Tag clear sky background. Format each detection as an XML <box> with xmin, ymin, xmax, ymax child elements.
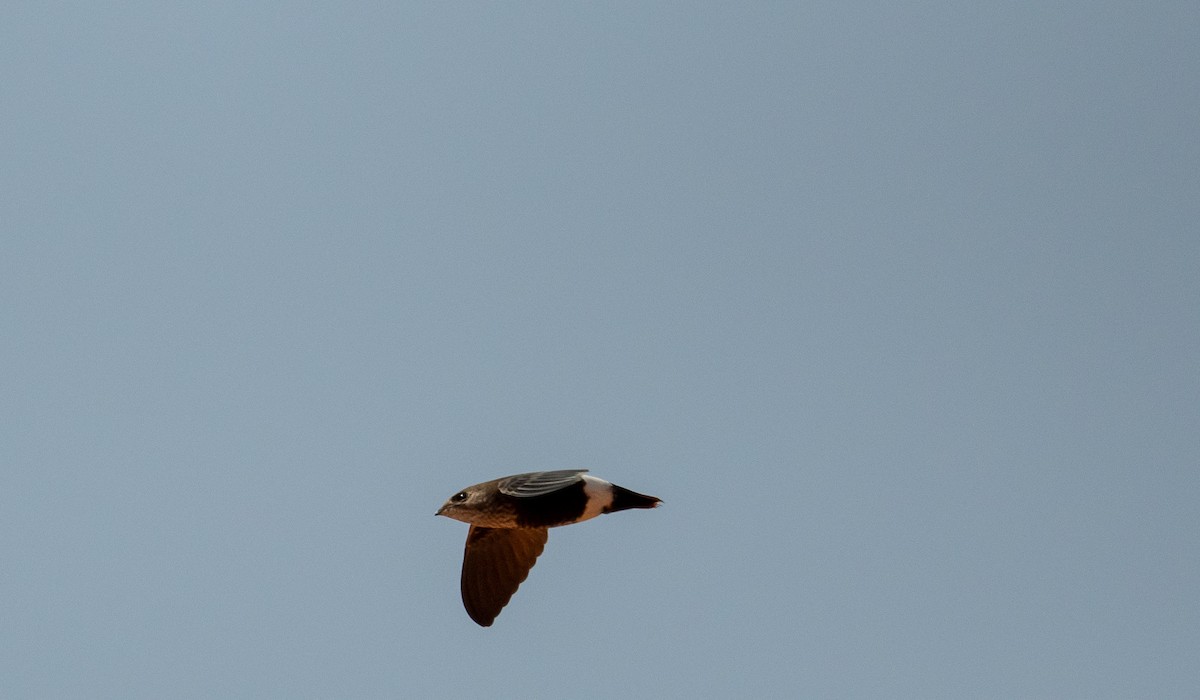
<box><xmin>2</xmin><ymin>3</ymin><xmax>1197</xmax><ymax>698</ymax></box>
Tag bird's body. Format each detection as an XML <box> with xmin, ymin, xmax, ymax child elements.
<box><xmin>436</xmin><ymin>469</ymin><xmax>661</xmax><ymax>626</ymax></box>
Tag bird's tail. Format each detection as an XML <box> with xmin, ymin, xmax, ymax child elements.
<box><xmin>610</xmin><ymin>485</ymin><xmax>662</xmax><ymax>512</ymax></box>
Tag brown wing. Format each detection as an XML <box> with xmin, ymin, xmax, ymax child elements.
<box><xmin>460</xmin><ymin>525</ymin><xmax>549</xmax><ymax>626</ymax></box>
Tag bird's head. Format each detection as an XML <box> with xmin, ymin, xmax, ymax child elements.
<box><xmin>436</xmin><ymin>486</ymin><xmax>484</xmax><ymax>523</ymax></box>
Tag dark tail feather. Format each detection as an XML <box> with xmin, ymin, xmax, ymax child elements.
<box><xmin>610</xmin><ymin>484</ymin><xmax>662</xmax><ymax>512</ymax></box>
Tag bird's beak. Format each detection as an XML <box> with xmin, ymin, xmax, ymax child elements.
<box><xmin>435</xmin><ymin>503</ymin><xmax>447</xmax><ymax>517</ymax></box>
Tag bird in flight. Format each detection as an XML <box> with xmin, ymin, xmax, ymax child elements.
<box><xmin>436</xmin><ymin>469</ymin><xmax>661</xmax><ymax>626</ymax></box>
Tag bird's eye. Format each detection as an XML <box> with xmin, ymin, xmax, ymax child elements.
<box><xmin>452</xmin><ymin>492</ymin><xmax>468</xmax><ymax>502</ymax></box>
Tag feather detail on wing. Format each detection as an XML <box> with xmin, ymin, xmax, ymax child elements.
<box><xmin>497</xmin><ymin>470</ymin><xmax>588</xmax><ymax>498</ymax></box>
<box><xmin>460</xmin><ymin>526</ymin><xmax>549</xmax><ymax>626</ymax></box>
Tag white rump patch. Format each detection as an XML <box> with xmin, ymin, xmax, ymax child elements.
<box><xmin>579</xmin><ymin>475</ymin><xmax>615</xmax><ymax>522</ymax></box>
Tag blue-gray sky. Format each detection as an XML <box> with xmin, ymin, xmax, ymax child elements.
<box><xmin>3</xmin><ymin>3</ymin><xmax>1197</xmax><ymax>698</ymax></box>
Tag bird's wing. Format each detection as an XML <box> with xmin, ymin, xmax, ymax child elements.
<box><xmin>460</xmin><ymin>525</ymin><xmax>549</xmax><ymax>627</ymax></box>
<box><xmin>497</xmin><ymin>469</ymin><xmax>587</xmax><ymax>498</ymax></box>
